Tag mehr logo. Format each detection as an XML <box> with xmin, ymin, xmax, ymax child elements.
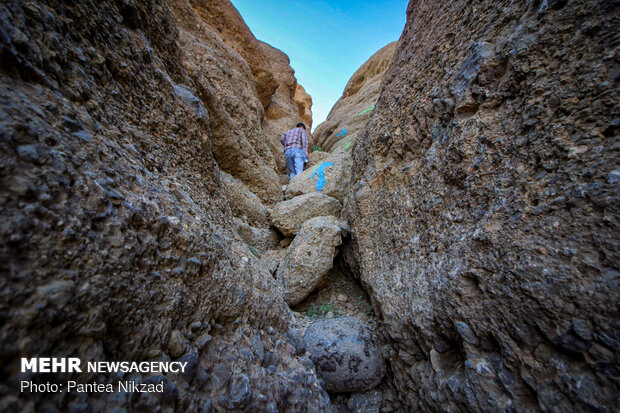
<box><xmin>21</xmin><ymin>358</ymin><xmax>82</xmax><ymax>373</ymax></box>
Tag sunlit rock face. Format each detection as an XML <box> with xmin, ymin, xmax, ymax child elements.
<box><xmin>295</xmin><ymin>84</ymin><xmax>313</xmax><ymax>132</ymax></box>
<box><xmin>313</xmin><ymin>42</ymin><xmax>397</xmax><ymax>153</ymax></box>
<box><xmin>172</xmin><ymin>0</ymin><xmax>311</xmax><ymax>203</ymax></box>
<box><xmin>0</xmin><ymin>0</ymin><xmax>328</xmax><ymax>411</ymax></box>
<box><xmin>344</xmin><ymin>0</ymin><xmax>619</xmax><ymax>411</ymax></box>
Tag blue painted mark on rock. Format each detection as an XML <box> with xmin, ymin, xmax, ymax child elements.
<box><xmin>336</xmin><ymin>129</ymin><xmax>347</xmax><ymax>137</ymax></box>
<box><xmin>311</xmin><ymin>162</ymin><xmax>334</xmax><ymax>192</ymax></box>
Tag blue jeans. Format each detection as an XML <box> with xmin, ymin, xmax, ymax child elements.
<box><xmin>285</xmin><ymin>148</ymin><xmax>306</xmax><ymax>179</ymax></box>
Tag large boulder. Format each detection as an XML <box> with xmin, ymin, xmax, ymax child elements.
<box><xmin>285</xmin><ymin>151</ymin><xmax>353</xmax><ymax>202</ymax></box>
<box><xmin>271</xmin><ymin>193</ymin><xmax>342</xmax><ymax>236</ymax></box>
<box><xmin>277</xmin><ymin>216</ymin><xmax>342</xmax><ymax>305</ymax></box>
<box><xmin>304</xmin><ymin>317</ymin><xmax>385</xmax><ymax>393</ymax></box>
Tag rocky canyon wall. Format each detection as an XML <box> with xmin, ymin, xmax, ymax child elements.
<box><xmin>345</xmin><ymin>0</ymin><xmax>619</xmax><ymax>411</ymax></box>
<box><xmin>0</xmin><ymin>0</ymin><xmax>326</xmax><ymax>412</ymax></box>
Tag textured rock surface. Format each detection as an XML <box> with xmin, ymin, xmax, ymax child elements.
<box><xmin>271</xmin><ymin>192</ymin><xmax>342</xmax><ymax>236</ymax></box>
<box><xmin>220</xmin><ymin>171</ymin><xmax>271</xmax><ymax>228</ymax></box>
<box><xmin>307</xmin><ymin>150</ymin><xmax>330</xmax><ymax>167</ymax></box>
<box><xmin>295</xmin><ymin>83</ymin><xmax>313</xmax><ymax>132</ymax></box>
<box><xmin>347</xmin><ymin>390</ymin><xmax>383</xmax><ymax>413</ymax></box>
<box><xmin>277</xmin><ymin>216</ymin><xmax>342</xmax><ymax>305</ymax></box>
<box><xmin>304</xmin><ymin>317</ymin><xmax>385</xmax><ymax>393</ymax></box>
<box><xmin>344</xmin><ymin>0</ymin><xmax>620</xmax><ymax>411</ymax></box>
<box><xmin>286</xmin><ymin>150</ymin><xmax>353</xmax><ymax>202</ymax></box>
<box><xmin>171</xmin><ymin>0</ymin><xmax>281</xmax><ymax>203</ymax></box>
<box><xmin>0</xmin><ymin>0</ymin><xmax>328</xmax><ymax>411</ymax></box>
<box><xmin>313</xmin><ymin>42</ymin><xmax>396</xmax><ymax>152</ymax></box>
<box><xmin>187</xmin><ymin>0</ymin><xmax>277</xmax><ymax>109</ymax></box>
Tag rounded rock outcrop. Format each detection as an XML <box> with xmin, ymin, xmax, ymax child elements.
<box><xmin>304</xmin><ymin>317</ymin><xmax>385</xmax><ymax>393</ymax></box>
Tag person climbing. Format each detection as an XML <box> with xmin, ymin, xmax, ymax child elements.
<box><xmin>280</xmin><ymin>122</ymin><xmax>308</xmax><ymax>179</ymax></box>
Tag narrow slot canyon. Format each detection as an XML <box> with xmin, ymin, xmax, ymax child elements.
<box><xmin>0</xmin><ymin>0</ymin><xmax>618</xmax><ymax>412</ymax></box>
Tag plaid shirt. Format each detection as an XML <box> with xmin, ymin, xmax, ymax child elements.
<box><xmin>280</xmin><ymin>127</ymin><xmax>308</xmax><ymax>153</ymax></box>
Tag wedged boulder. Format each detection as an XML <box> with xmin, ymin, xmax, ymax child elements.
<box><xmin>285</xmin><ymin>151</ymin><xmax>352</xmax><ymax>202</ymax></box>
<box><xmin>234</xmin><ymin>219</ymin><xmax>280</xmax><ymax>255</ymax></box>
<box><xmin>304</xmin><ymin>317</ymin><xmax>385</xmax><ymax>393</ymax></box>
<box><xmin>220</xmin><ymin>172</ymin><xmax>271</xmax><ymax>228</ymax></box>
<box><xmin>271</xmin><ymin>193</ymin><xmax>342</xmax><ymax>236</ymax></box>
<box><xmin>276</xmin><ymin>216</ymin><xmax>342</xmax><ymax>305</ymax></box>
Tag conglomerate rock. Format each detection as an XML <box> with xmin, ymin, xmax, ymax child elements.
<box><xmin>187</xmin><ymin>0</ymin><xmax>277</xmax><ymax>109</ymax></box>
<box><xmin>219</xmin><ymin>171</ymin><xmax>271</xmax><ymax>228</ymax></box>
<box><xmin>313</xmin><ymin>42</ymin><xmax>397</xmax><ymax>153</ymax></box>
<box><xmin>233</xmin><ymin>218</ymin><xmax>280</xmax><ymax>255</ymax></box>
<box><xmin>0</xmin><ymin>0</ymin><xmax>328</xmax><ymax>411</ymax></box>
<box><xmin>344</xmin><ymin>0</ymin><xmax>620</xmax><ymax>411</ymax></box>
<box><xmin>169</xmin><ymin>0</ymin><xmax>283</xmax><ymax>204</ymax></box>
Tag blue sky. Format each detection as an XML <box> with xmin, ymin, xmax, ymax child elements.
<box><xmin>229</xmin><ymin>0</ymin><xmax>409</xmax><ymax>130</ymax></box>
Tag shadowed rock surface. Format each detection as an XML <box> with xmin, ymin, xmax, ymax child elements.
<box><xmin>343</xmin><ymin>0</ymin><xmax>620</xmax><ymax>411</ymax></box>
<box><xmin>0</xmin><ymin>0</ymin><xmax>618</xmax><ymax>411</ymax></box>
<box><xmin>0</xmin><ymin>0</ymin><xmax>328</xmax><ymax>411</ymax></box>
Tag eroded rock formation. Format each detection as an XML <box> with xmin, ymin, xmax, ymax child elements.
<box><xmin>344</xmin><ymin>0</ymin><xmax>620</xmax><ymax>411</ymax></box>
<box><xmin>1</xmin><ymin>0</ymin><xmax>618</xmax><ymax>411</ymax></box>
<box><xmin>0</xmin><ymin>0</ymin><xmax>327</xmax><ymax>411</ymax></box>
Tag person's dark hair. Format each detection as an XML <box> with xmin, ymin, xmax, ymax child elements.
<box><xmin>296</xmin><ymin>123</ymin><xmax>306</xmax><ymax>129</ymax></box>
